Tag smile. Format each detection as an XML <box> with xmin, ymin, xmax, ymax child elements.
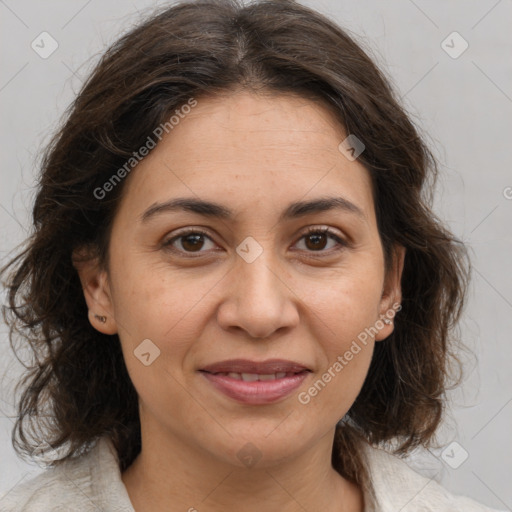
<box><xmin>200</xmin><ymin>369</ymin><xmax>310</xmax><ymax>404</ymax></box>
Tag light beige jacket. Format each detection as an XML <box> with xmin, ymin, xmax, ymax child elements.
<box><xmin>0</xmin><ymin>436</ymin><xmax>505</xmax><ymax>511</ymax></box>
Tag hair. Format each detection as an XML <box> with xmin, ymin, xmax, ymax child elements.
<box><xmin>0</xmin><ymin>0</ymin><xmax>469</xmax><ymax>489</ymax></box>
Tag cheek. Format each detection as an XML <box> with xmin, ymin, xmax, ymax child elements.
<box><xmin>306</xmin><ymin>261</ymin><xmax>384</xmax><ymax>341</ymax></box>
<box><xmin>300</xmin><ymin>292</ymin><xmax>378</xmax><ymax>419</ymax></box>
<box><xmin>110</xmin><ymin>250</ymin><xmax>213</xmax><ymax>338</ymax></box>
<box><xmin>109</xmin><ymin>256</ymin><xmax>220</xmax><ymax>404</ymax></box>
<box><xmin>299</xmin><ymin>346</ymin><xmax>374</xmax><ymax>425</ymax></box>
<box><xmin>298</xmin><ymin>265</ymin><xmax>382</xmax><ymax>411</ymax></box>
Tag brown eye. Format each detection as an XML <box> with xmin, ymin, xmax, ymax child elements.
<box><xmin>163</xmin><ymin>229</ymin><xmax>216</xmax><ymax>255</ymax></box>
<box><xmin>180</xmin><ymin>233</ymin><xmax>206</xmax><ymax>252</ymax></box>
<box><xmin>295</xmin><ymin>227</ymin><xmax>348</xmax><ymax>254</ymax></box>
<box><xmin>163</xmin><ymin>226</ymin><xmax>348</xmax><ymax>258</ymax></box>
<box><xmin>304</xmin><ymin>231</ymin><xmax>328</xmax><ymax>251</ymax></box>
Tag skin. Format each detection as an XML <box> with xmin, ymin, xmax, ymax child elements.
<box><xmin>73</xmin><ymin>89</ymin><xmax>405</xmax><ymax>512</ymax></box>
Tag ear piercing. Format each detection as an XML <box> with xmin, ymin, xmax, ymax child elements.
<box><xmin>383</xmin><ymin>318</ymin><xmax>392</xmax><ymax>325</ymax></box>
<box><xmin>94</xmin><ymin>314</ymin><xmax>107</xmax><ymax>323</ymax></box>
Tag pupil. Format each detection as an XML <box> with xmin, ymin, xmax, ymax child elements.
<box><xmin>307</xmin><ymin>233</ymin><xmax>326</xmax><ymax>250</ymax></box>
<box><xmin>182</xmin><ymin>234</ymin><xmax>203</xmax><ymax>251</ymax></box>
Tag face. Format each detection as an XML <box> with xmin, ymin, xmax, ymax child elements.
<box><xmin>74</xmin><ymin>90</ymin><xmax>404</xmax><ymax>468</ymax></box>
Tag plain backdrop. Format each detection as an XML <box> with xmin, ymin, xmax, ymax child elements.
<box><xmin>0</xmin><ymin>0</ymin><xmax>511</xmax><ymax>509</ymax></box>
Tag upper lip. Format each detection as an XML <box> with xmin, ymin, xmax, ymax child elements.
<box><xmin>200</xmin><ymin>359</ymin><xmax>311</xmax><ymax>374</ymax></box>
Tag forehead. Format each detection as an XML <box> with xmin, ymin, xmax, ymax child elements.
<box><xmin>116</xmin><ymin>90</ymin><xmax>375</xmax><ymax>223</ymax></box>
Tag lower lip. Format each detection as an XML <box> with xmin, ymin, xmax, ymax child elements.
<box><xmin>200</xmin><ymin>371</ymin><xmax>309</xmax><ymax>404</ymax></box>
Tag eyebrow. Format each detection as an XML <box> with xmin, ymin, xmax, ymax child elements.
<box><xmin>140</xmin><ymin>196</ymin><xmax>365</xmax><ymax>224</ymax></box>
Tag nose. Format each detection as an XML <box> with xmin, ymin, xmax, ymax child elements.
<box><xmin>216</xmin><ymin>249</ymin><xmax>300</xmax><ymax>340</ymax></box>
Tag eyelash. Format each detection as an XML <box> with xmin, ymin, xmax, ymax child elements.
<box><xmin>162</xmin><ymin>226</ymin><xmax>349</xmax><ymax>258</ymax></box>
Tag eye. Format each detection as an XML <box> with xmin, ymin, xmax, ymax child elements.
<box><xmin>293</xmin><ymin>227</ymin><xmax>348</xmax><ymax>254</ymax></box>
<box><xmin>162</xmin><ymin>228</ymin><xmax>216</xmax><ymax>256</ymax></box>
<box><xmin>162</xmin><ymin>226</ymin><xmax>348</xmax><ymax>257</ymax></box>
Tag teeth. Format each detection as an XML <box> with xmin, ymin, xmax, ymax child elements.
<box><xmin>216</xmin><ymin>372</ymin><xmax>294</xmax><ymax>381</ymax></box>
<box><xmin>241</xmin><ymin>373</ymin><xmax>259</xmax><ymax>382</ymax></box>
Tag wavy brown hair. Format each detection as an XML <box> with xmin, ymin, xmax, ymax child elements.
<box><xmin>0</xmin><ymin>0</ymin><xmax>469</xmax><ymax>488</ymax></box>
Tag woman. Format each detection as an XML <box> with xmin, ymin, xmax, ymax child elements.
<box><xmin>0</xmin><ymin>0</ymin><xmax>504</xmax><ymax>510</ymax></box>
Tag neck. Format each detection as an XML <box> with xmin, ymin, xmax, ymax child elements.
<box><xmin>121</xmin><ymin>424</ymin><xmax>364</xmax><ymax>512</ymax></box>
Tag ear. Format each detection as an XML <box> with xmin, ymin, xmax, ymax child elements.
<box><xmin>375</xmin><ymin>244</ymin><xmax>405</xmax><ymax>342</ymax></box>
<box><xmin>71</xmin><ymin>246</ymin><xmax>118</xmax><ymax>335</ymax></box>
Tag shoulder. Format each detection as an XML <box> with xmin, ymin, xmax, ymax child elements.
<box><xmin>0</xmin><ymin>464</ymin><xmax>87</xmax><ymax>512</ymax></box>
<box><xmin>360</xmin><ymin>442</ymin><xmax>505</xmax><ymax>512</ymax></box>
<box><xmin>0</xmin><ymin>437</ymin><xmax>134</xmax><ymax>512</ymax></box>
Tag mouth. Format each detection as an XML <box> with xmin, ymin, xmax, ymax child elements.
<box><xmin>199</xmin><ymin>359</ymin><xmax>312</xmax><ymax>404</ymax></box>
<box><xmin>202</xmin><ymin>371</ymin><xmax>306</xmax><ymax>381</ymax></box>
<box><xmin>200</xmin><ymin>358</ymin><xmax>311</xmax><ymax>375</ymax></box>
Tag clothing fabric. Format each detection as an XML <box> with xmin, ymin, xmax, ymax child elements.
<box><xmin>0</xmin><ymin>436</ymin><xmax>504</xmax><ymax>511</ymax></box>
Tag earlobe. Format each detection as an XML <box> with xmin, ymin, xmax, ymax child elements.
<box><xmin>72</xmin><ymin>248</ymin><xmax>118</xmax><ymax>335</ymax></box>
<box><xmin>87</xmin><ymin>308</ymin><xmax>118</xmax><ymax>335</ymax></box>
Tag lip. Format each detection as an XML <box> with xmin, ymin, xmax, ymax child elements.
<box><xmin>200</xmin><ymin>371</ymin><xmax>310</xmax><ymax>404</ymax></box>
<box><xmin>199</xmin><ymin>359</ymin><xmax>312</xmax><ymax>405</ymax></box>
<box><xmin>200</xmin><ymin>358</ymin><xmax>311</xmax><ymax>374</ymax></box>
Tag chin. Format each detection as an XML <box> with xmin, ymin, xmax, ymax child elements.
<box><xmin>207</xmin><ymin>423</ymin><xmax>317</xmax><ymax>469</ymax></box>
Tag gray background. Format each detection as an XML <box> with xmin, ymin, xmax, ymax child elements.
<box><xmin>0</xmin><ymin>0</ymin><xmax>511</xmax><ymax>509</ymax></box>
